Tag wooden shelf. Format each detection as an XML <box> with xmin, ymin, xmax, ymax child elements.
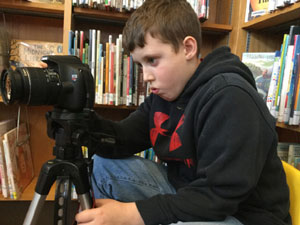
<box><xmin>0</xmin><ymin>0</ymin><xmax>64</xmax><ymax>16</ymax></box>
<box><xmin>0</xmin><ymin>177</ymin><xmax>56</xmax><ymax>201</ymax></box>
<box><xmin>242</xmin><ymin>2</ymin><xmax>300</xmax><ymax>31</ymax></box>
<box><xmin>276</xmin><ymin>122</ymin><xmax>300</xmax><ymax>133</ymax></box>
<box><xmin>73</xmin><ymin>7</ymin><xmax>130</xmax><ymax>22</ymax></box>
<box><xmin>73</xmin><ymin>7</ymin><xmax>232</xmax><ymax>34</ymax></box>
<box><xmin>201</xmin><ymin>22</ymin><xmax>232</xmax><ymax>34</ymax></box>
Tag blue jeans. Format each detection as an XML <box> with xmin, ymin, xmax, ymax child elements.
<box><xmin>91</xmin><ymin>155</ymin><xmax>243</xmax><ymax>225</ymax></box>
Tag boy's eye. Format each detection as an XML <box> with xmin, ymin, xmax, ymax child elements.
<box><xmin>148</xmin><ymin>58</ymin><xmax>157</xmax><ymax>65</ymax></box>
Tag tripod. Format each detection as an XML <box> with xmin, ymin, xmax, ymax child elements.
<box><xmin>23</xmin><ymin>108</ymin><xmax>95</xmax><ymax>225</ymax></box>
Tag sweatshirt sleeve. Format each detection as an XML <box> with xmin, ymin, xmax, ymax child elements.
<box><xmin>136</xmin><ymin>85</ymin><xmax>277</xmax><ymax>224</ymax></box>
<box><xmin>91</xmin><ymin>97</ymin><xmax>152</xmax><ymax>158</ymax></box>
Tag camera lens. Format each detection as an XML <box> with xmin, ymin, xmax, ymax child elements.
<box><xmin>0</xmin><ymin>67</ymin><xmax>62</xmax><ymax>105</ymax></box>
<box><xmin>3</xmin><ymin>72</ymin><xmax>12</xmax><ymax>101</ymax></box>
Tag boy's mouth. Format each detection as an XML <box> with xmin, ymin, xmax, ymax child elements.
<box><xmin>151</xmin><ymin>87</ymin><xmax>159</xmax><ymax>94</ymax></box>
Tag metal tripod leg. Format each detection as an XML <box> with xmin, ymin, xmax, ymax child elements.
<box><xmin>54</xmin><ymin>177</ymin><xmax>72</xmax><ymax>225</ymax></box>
<box><xmin>78</xmin><ymin>193</ymin><xmax>92</xmax><ymax>210</ymax></box>
<box><xmin>23</xmin><ymin>158</ymin><xmax>93</xmax><ymax>225</ymax></box>
<box><xmin>23</xmin><ymin>193</ymin><xmax>47</xmax><ymax>225</ymax></box>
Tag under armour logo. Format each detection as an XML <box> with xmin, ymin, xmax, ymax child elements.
<box><xmin>150</xmin><ymin>112</ymin><xmax>169</xmax><ymax>146</ymax></box>
<box><xmin>150</xmin><ymin>112</ymin><xmax>184</xmax><ymax>152</ymax></box>
<box><xmin>169</xmin><ymin>115</ymin><xmax>184</xmax><ymax>151</ymax></box>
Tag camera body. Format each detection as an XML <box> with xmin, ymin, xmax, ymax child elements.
<box><xmin>0</xmin><ymin>55</ymin><xmax>95</xmax><ymax>111</ymax></box>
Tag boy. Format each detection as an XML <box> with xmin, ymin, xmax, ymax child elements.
<box><xmin>76</xmin><ymin>0</ymin><xmax>291</xmax><ymax>224</ymax></box>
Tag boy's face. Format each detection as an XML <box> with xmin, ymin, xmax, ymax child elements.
<box><xmin>131</xmin><ymin>33</ymin><xmax>196</xmax><ymax>102</ymax></box>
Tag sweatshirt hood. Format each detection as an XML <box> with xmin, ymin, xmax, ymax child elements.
<box><xmin>178</xmin><ymin>46</ymin><xmax>256</xmax><ymax>102</ymax></box>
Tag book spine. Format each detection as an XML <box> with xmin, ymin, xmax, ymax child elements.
<box><xmin>278</xmin><ymin>44</ymin><xmax>294</xmax><ymax>122</ymax></box>
<box><xmin>99</xmin><ymin>54</ymin><xmax>104</xmax><ymax>104</ymax></box>
<box><xmin>115</xmin><ymin>38</ymin><xmax>121</xmax><ymax>106</ymax></box>
<box><xmin>109</xmin><ymin>43</ymin><xmax>115</xmax><ymax>105</ymax></box>
<box><xmin>2</xmin><ymin>138</ymin><xmax>19</xmax><ymax>200</ymax></box>
<box><xmin>95</xmin><ymin>30</ymin><xmax>101</xmax><ymax>104</ymax></box>
<box><xmin>104</xmin><ymin>42</ymin><xmax>110</xmax><ymax>104</ymax></box>
<box><xmin>68</xmin><ymin>30</ymin><xmax>74</xmax><ymax>55</ymax></box>
<box><xmin>91</xmin><ymin>29</ymin><xmax>96</xmax><ymax>78</ymax></box>
<box><xmin>0</xmin><ymin>138</ymin><xmax>9</xmax><ymax>198</ymax></box>
<box><xmin>274</xmin><ymin>34</ymin><xmax>290</xmax><ymax>118</ymax></box>
<box><xmin>291</xmin><ymin>54</ymin><xmax>300</xmax><ymax>125</ymax></box>
<box><xmin>80</xmin><ymin>31</ymin><xmax>84</xmax><ymax>61</ymax></box>
<box><xmin>267</xmin><ymin>50</ymin><xmax>281</xmax><ymax>112</ymax></box>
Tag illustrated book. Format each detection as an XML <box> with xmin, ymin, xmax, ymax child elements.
<box><xmin>2</xmin><ymin>123</ymin><xmax>34</xmax><ymax>199</ymax></box>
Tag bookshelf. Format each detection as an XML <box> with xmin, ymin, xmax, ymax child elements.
<box><xmin>0</xmin><ymin>0</ymin><xmax>235</xmax><ymax>203</ymax></box>
<box><xmin>232</xmin><ymin>1</ymin><xmax>300</xmax><ymax>143</ymax></box>
<box><xmin>0</xmin><ymin>0</ymin><xmax>64</xmax><ymax>15</ymax></box>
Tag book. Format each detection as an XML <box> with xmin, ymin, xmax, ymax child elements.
<box><xmin>68</xmin><ymin>30</ymin><xmax>74</xmax><ymax>55</ymax></box>
<box><xmin>278</xmin><ymin>26</ymin><xmax>300</xmax><ymax>122</ymax></box>
<box><xmin>273</xmin><ymin>34</ymin><xmax>290</xmax><ymax>119</ymax></box>
<box><xmin>242</xmin><ymin>52</ymin><xmax>276</xmax><ymax>102</ymax></box>
<box><xmin>74</xmin><ymin>30</ymin><xmax>79</xmax><ymax>57</ymax></box>
<box><xmin>109</xmin><ymin>43</ymin><xmax>115</xmax><ymax>105</ymax></box>
<box><xmin>291</xmin><ymin>54</ymin><xmax>300</xmax><ymax>125</ymax></box>
<box><xmin>2</xmin><ymin>123</ymin><xmax>34</xmax><ymax>199</ymax></box>
<box><xmin>105</xmin><ymin>41</ymin><xmax>110</xmax><ymax>104</ymax></box>
<box><xmin>286</xmin><ymin>35</ymin><xmax>300</xmax><ymax>124</ymax></box>
<box><xmin>288</xmin><ymin>143</ymin><xmax>300</xmax><ymax>170</ymax></box>
<box><xmin>9</xmin><ymin>39</ymin><xmax>63</xmax><ymax>68</ymax></box>
<box><xmin>79</xmin><ymin>30</ymin><xmax>84</xmax><ymax>61</ymax></box>
<box><xmin>245</xmin><ymin>0</ymin><xmax>269</xmax><ymax>22</ymax></box>
<box><xmin>266</xmin><ymin>50</ymin><xmax>281</xmax><ymax>112</ymax></box>
<box><xmin>115</xmin><ymin>36</ymin><xmax>122</xmax><ymax>106</ymax></box>
<box><xmin>91</xmin><ymin>29</ymin><xmax>97</xmax><ymax>78</ymax></box>
<box><xmin>0</xmin><ymin>119</ymin><xmax>16</xmax><ymax>198</ymax></box>
<box><xmin>277</xmin><ymin>142</ymin><xmax>290</xmax><ymax>162</ymax></box>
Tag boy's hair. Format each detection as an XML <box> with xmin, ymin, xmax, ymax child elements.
<box><xmin>123</xmin><ymin>0</ymin><xmax>202</xmax><ymax>56</ymax></box>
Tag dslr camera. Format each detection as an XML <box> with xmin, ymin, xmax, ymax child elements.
<box><xmin>0</xmin><ymin>55</ymin><xmax>95</xmax><ymax>111</ymax></box>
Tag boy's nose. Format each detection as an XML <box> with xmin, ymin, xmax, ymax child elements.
<box><xmin>143</xmin><ymin>68</ymin><xmax>154</xmax><ymax>82</ymax></box>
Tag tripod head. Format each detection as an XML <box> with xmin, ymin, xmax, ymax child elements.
<box><xmin>46</xmin><ymin>107</ymin><xmax>96</xmax><ymax>161</ymax></box>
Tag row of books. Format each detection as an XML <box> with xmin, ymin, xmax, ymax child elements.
<box><xmin>72</xmin><ymin>0</ymin><xmax>145</xmax><ymax>11</ymax></box>
<box><xmin>72</xmin><ymin>0</ymin><xmax>209</xmax><ymax>21</ymax></box>
<box><xmin>136</xmin><ymin>148</ymin><xmax>160</xmax><ymax>163</ymax></box>
<box><xmin>187</xmin><ymin>0</ymin><xmax>209</xmax><ymax>21</ymax></box>
<box><xmin>0</xmin><ymin>119</ymin><xmax>34</xmax><ymax>199</ymax></box>
<box><xmin>277</xmin><ymin>142</ymin><xmax>300</xmax><ymax>170</ymax></box>
<box><xmin>242</xmin><ymin>25</ymin><xmax>300</xmax><ymax>125</ymax></box>
<box><xmin>69</xmin><ymin>29</ymin><xmax>149</xmax><ymax>106</ymax></box>
<box><xmin>245</xmin><ymin>0</ymin><xmax>300</xmax><ymax>22</ymax></box>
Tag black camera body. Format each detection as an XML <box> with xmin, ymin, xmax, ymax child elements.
<box><xmin>0</xmin><ymin>55</ymin><xmax>95</xmax><ymax>111</ymax></box>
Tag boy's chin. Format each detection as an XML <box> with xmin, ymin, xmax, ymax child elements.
<box><xmin>158</xmin><ymin>94</ymin><xmax>178</xmax><ymax>102</ymax></box>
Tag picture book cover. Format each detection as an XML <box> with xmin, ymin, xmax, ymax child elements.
<box><xmin>2</xmin><ymin>123</ymin><xmax>34</xmax><ymax>199</ymax></box>
<box><xmin>0</xmin><ymin>119</ymin><xmax>16</xmax><ymax>198</ymax></box>
<box><xmin>9</xmin><ymin>39</ymin><xmax>63</xmax><ymax>69</ymax></box>
<box><xmin>242</xmin><ymin>52</ymin><xmax>276</xmax><ymax>102</ymax></box>
<box><xmin>245</xmin><ymin>0</ymin><xmax>269</xmax><ymax>22</ymax></box>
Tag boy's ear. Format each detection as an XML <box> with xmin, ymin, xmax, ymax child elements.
<box><xmin>183</xmin><ymin>36</ymin><xmax>198</xmax><ymax>60</ymax></box>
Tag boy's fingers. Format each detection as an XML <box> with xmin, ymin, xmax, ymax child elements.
<box><xmin>38</xmin><ymin>62</ymin><xmax>48</xmax><ymax>68</ymax></box>
<box><xmin>75</xmin><ymin>209</ymin><xmax>94</xmax><ymax>223</ymax></box>
<box><xmin>95</xmin><ymin>198</ymin><xmax>115</xmax><ymax>207</ymax></box>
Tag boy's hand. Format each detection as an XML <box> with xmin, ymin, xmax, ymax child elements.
<box><xmin>75</xmin><ymin>199</ymin><xmax>145</xmax><ymax>225</ymax></box>
<box><xmin>38</xmin><ymin>61</ymin><xmax>48</xmax><ymax>68</ymax></box>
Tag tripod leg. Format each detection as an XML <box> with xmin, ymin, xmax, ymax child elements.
<box><xmin>23</xmin><ymin>160</ymin><xmax>59</xmax><ymax>225</ymax></box>
<box><xmin>54</xmin><ymin>177</ymin><xmax>72</xmax><ymax>225</ymax></box>
<box><xmin>78</xmin><ymin>193</ymin><xmax>92</xmax><ymax>210</ymax></box>
<box><xmin>23</xmin><ymin>193</ymin><xmax>47</xmax><ymax>225</ymax></box>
